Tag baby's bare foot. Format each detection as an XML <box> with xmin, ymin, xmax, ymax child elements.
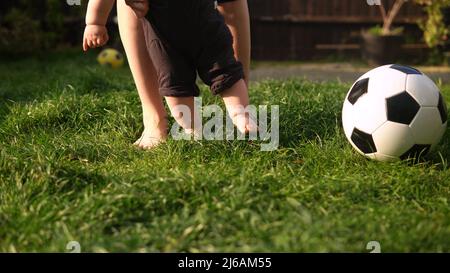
<box><xmin>134</xmin><ymin>116</ymin><xmax>169</xmax><ymax>149</ymax></box>
<box><xmin>232</xmin><ymin>113</ymin><xmax>258</xmax><ymax>135</ymax></box>
<box><xmin>134</xmin><ymin>129</ymin><xmax>167</xmax><ymax>149</ymax></box>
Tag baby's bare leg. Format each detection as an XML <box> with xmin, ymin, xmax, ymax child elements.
<box><xmin>117</xmin><ymin>0</ymin><xmax>167</xmax><ymax>148</ymax></box>
<box><xmin>220</xmin><ymin>79</ymin><xmax>257</xmax><ymax>134</ymax></box>
<box><xmin>164</xmin><ymin>81</ymin><xmax>256</xmax><ymax>138</ymax></box>
<box><xmin>165</xmin><ymin>97</ymin><xmax>202</xmax><ymax>137</ymax></box>
<box><xmin>164</xmin><ymin>79</ymin><xmax>257</xmax><ymax>137</ymax></box>
<box><xmin>218</xmin><ymin>0</ymin><xmax>251</xmax><ymax>86</ymax></box>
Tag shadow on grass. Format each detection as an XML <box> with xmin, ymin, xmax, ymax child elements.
<box><xmin>0</xmin><ymin>104</ymin><xmax>11</xmax><ymax>131</ymax></box>
<box><xmin>278</xmin><ymin>102</ymin><xmax>342</xmax><ymax>147</ymax></box>
<box><xmin>63</xmin><ymin>143</ymin><xmax>120</xmax><ymax>165</ymax></box>
<box><xmin>49</xmin><ymin>165</ymin><xmax>109</xmax><ymax>194</ymax></box>
<box><xmin>0</xmin><ymin>50</ymin><xmax>135</xmax><ymax>108</ymax></box>
<box><xmin>1</xmin><ymin>163</ymin><xmax>110</xmax><ymax>203</ymax></box>
<box><xmin>0</xmin><ymin>69</ymin><xmax>131</xmax><ymax>103</ymax></box>
<box><xmin>419</xmin><ymin>128</ymin><xmax>450</xmax><ymax>170</ymax></box>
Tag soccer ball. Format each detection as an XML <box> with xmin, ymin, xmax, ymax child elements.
<box><xmin>97</xmin><ymin>48</ymin><xmax>124</xmax><ymax>69</ymax></box>
<box><xmin>342</xmin><ymin>64</ymin><xmax>448</xmax><ymax>162</ymax></box>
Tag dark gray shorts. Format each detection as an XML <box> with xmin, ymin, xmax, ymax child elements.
<box><xmin>142</xmin><ymin>0</ymin><xmax>244</xmax><ymax>97</ymax></box>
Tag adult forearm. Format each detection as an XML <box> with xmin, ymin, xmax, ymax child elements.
<box><xmin>218</xmin><ymin>0</ymin><xmax>251</xmax><ymax>84</ymax></box>
<box><xmin>86</xmin><ymin>0</ymin><xmax>116</xmax><ymax>25</ymax></box>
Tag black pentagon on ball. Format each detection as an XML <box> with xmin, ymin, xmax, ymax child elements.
<box><xmin>351</xmin><ymin>128</ymin><xmax>377</xmax><ymax>154</ymax></box>
<box><xmin>116</xmin><ymin>53</ymin><xmax>122</xmax><ymax>60</ymax></box>
<box><xmin>400</xmin><ymin>144</ymin><xmax>431</xmax><ymax>160</ymax></box>
<box><xmin>386</xmin><ymin>91</ymin><xmax>420</xmax><ymax>124</ymax></box>
<box><xmin>390</xmin><ymin>64</ymin><xmax>422</xmax><ymax>75</ymax></box>
<box><xmin>438</xmin><ymin>93</ymin><xmax>448</xmax><ymax>124</ymax></box>
<box><xmin>348</xmin><ymin>78</ymin><xmax>369</xmax><ymax>105</ymax></box>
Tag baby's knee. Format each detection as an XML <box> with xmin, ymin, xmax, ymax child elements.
<box><xmin>117</xmin><ymin>3</ymin><xmax>142</xmax><ymax>29</ymax></box>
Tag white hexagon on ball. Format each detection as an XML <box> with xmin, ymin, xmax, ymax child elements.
<box><xmin>352</xmin><ymin>93</ymin><xmax>387</xmax><ymax>135</ymax></box>
<box><xmin>406</xmin><ymin>74</ymin><xmax>440</xmax><ymax>107</ymax></box>
<box><xmin>367</xmin><ymin>65</ymin><xmax>408</xmax><ymax>99</ymax></box>
<box><xmin>372</xmin><ymin>121</ymin><xmax>415</xmax><ymax>159</ymax></box>
<box><xmin>409</xmin><ymin>107</ymin><xmax>446</xmax><ymax>147</ymax></box>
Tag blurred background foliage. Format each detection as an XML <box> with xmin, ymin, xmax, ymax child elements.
<box><xmin>0</xmin><ymin>0</ymin><xmax>86</xmax><ymax>54</ymax></box>
<box><xmin>415</xmin><ymin>0</ymin><xmax>450</xmax><ymax>48</ymax></box>
<box><xmin>0</xmin><ymin>0</ymin><xmax>448</xmax><ymax>63</ymax></box>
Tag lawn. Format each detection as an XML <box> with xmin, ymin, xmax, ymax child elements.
<box><xmin>0</xmin><ymin>51</ymin><xmax>449</xmax><ymax>252</ymax></box>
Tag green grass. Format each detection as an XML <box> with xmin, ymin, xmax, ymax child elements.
<box><xmin>1</xmin><ymin>50</ymin><xmax>450</xmax><ymax>253</ymax></box>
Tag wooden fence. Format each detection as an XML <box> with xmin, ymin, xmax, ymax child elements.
<box><xmin>248</xmin><ymin>0</ymin><xmax>427</xmax><ymax>61</ymax></box>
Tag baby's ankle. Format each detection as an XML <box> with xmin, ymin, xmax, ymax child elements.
<box><xmin>143</xmin><ymin>116</ymin><xmax>169</xmax><ymax>135</ymax></box>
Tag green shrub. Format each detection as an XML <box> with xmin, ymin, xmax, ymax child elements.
<box><xmin>415</xmin><ymin>0</ymin><xmax>450</xmax><ymax>48</ymax></box>
<box><xmin>367</xmin><ymin>25</ymin><xmax>404</xmax><ymax>36</ymax></box>
<box><xmin>0</xmin><ymin>9</ymin><xmax>50</xmax><ymax>53</ymax></box>
<box><xmin>0</xmin><ymin>0</ymin><xmax>84</xmax><ymax>54</ymax></box>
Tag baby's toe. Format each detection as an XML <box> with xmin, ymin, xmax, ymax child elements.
<box><xmin>140</xmin><ymin>137</ymin><xmax>164</xmax><ymax>149</ymax></box>
<box><xmin>246</xmin><ymin>118</ymin><xmax>258</xmax><ymax>134</ymax></box>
